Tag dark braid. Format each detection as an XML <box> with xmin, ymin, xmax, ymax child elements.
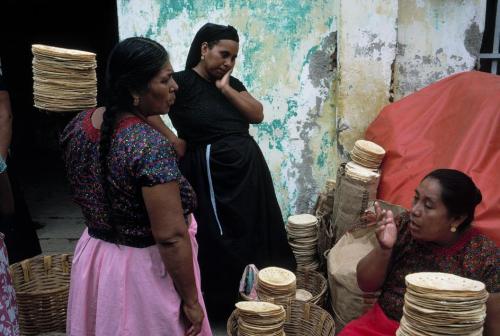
<box><xmin>99</xmin><ymin>37</ymin><xmax>169</xmax><ymax>232</ymax></box>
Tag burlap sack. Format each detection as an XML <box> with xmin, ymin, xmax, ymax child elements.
<box><xmin>331</xmin><ymin>163</ymin><xmax>379</xmax><ymax>243</ymax></box>
<box><xmin>326</xmin><ymin>200</ymin><xmax>407</xmax><ymax>331</ymax></box>
<box><xmin>326</xmin><ymin>226</ymin><xmax>379</xmax><ymax>330</ymax></box>
<box><xmin>314</xmin><ymin>181</ymin><xmax>335</xmax><ymax>271</ymax></box>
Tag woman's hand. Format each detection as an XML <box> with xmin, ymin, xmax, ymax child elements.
<box><xmin>362</xmin><ymin>293</ymin><xmax>378</xmax><ymax>313</ymax></box>
<box><xmin>214</xmin><ymin>69</ymin><xmax>264</xmax><ymax>124</ymax></box>
<box><xmin>215</xmin><ymin>68</ymin><xmax>232</xmax><ymax>93</ymax></box>
<box><xmin>183</xmin><ymin>301</ymin><xmax>204</xmax><ymax>336</ymax></box>
<box><xmin>145</xmin><ymin>116</ymin><xmax>186</xmax><ymax>158</ymax></box>
<box><xmin>374</xmin><ymin>202</ymin><xmax>397</xmax><ymax>250</ymax></box>
<box><xmin>172</xmin><ymin>137</ymin><xmax>187</xmax><ymax>159</ymax></box>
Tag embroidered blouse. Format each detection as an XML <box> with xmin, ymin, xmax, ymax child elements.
<box><xmin>60</xmin><ymin>109</ymin><xmax>197</xmax><ymax>248</ymax></box>
<box><xmin>378</xmin><ymin>213</ymin><xmax>499</xmax><ymax>321</ymax></box>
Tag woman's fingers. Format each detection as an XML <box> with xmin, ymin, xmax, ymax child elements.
<box><xmin>185</xmin><ymin>324</ymin><xmax>201</xmax><ymax>336</ymax></box>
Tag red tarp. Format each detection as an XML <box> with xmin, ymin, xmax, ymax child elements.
<box><xmin>366</xmin><ymin>71</ymin><xmax>500</xmax><ymax>246</ymax></box>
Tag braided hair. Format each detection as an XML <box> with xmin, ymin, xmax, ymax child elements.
<box><xmin>100</xmin><ymin>37</ymin><xmax>169</xmax><ymax>230</ymax></box>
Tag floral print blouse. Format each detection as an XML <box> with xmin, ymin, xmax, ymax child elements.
<box><xmin>378</xmin><ymin>213</ymin><xmax>499</xmax><ymax>321</ymax></box>
<box><xmin>60</xmin><ymin>109</ymin><xmax>197</xmax><ymax>248</ymax></box>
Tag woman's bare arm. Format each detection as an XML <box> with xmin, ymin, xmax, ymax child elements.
<box><xmin>357</xmin><ymin>203</ymin><xmax>397</xmax><ymax>292</ymax></box>
<box><xmin>0</xmin><ymin>90</ymin><xmax>13</xmax><ymax>159</ymax></box>
<box><xmin>485</xmin><ymin>293</ymin><xmax>500</xmax><ymax>336</ymax></box>
<box><xmin>146</xmin><ymin>116</ymin><xmax>186</xmax><ymax>158</ymax></box>
<box><xmin>142</xmin><ymin>181</ymin><xmax>203</xmax><ymax>335</ymax></box>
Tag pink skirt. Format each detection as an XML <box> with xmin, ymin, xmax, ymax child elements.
<box><xmin>67</xmin><ymin>218</ymin><xmax>212</xmax><ymax>336</ymax></box>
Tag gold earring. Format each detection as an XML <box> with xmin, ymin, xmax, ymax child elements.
<box><xmin>133</xmin><ymin>96</ymin><xmax>140</xmax><ymax>106</ymax></box>
<box><xmin>450</xmin><ymin>226</ymin><xmax>457</xmax><ymax>233</ymax></box>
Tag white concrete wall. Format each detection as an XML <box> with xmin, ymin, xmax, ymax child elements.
<box><xmin>394</xmin><ymin>0</ymin><xmax>487</xmax><ymax>99</ymax></box>
<box><xmin>335</xmin><ymin>0</ymin><xmax>398</xmax><ymax>160</ymax></box>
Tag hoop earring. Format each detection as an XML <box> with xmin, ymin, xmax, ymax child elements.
<box><xmin>450</xmin><ymin>226</ymin><xmax>457</xmax><ymax>233</ymax></box>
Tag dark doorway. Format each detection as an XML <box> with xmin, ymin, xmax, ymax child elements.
<box><xmin>1</xmin><ymin>0</ymin><xmax>119</xmax><ymax>162</ymax></box>
<box><xmin>479</xmin><ymin>0</ymin><xmax>499</xmax><ymax>74</ymax></box>
<box><xmin>0</xmin><ymin>0</ymin><xmax>118</xmax><ymax>250</ymax></box>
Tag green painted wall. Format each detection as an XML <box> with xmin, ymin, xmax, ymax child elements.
<box><xmin>118</xmin><ymin>0</ymin><xmax>338</xmax><ymax>216</ymax></box>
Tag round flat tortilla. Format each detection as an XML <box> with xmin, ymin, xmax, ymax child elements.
<box><xmin>405</xmin><ymin>272</ymin><xmax>486</xmax><ymax>293</ymax></box>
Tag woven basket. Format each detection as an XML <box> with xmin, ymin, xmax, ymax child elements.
<box><xmin>296</xmin><ymin>268</ymin><xmax>328</xmax><ymax>306</ymax></box>
<box><xmin>240</xmin><ymin>268</ymin><xmax>328</xmax><ymax>307</ymax></box>
<box><xmin>227</xmin><ymin>300</ymin><xmax>335</xmax><ymax>336</ymax></box>
<box><xmin>9</xmin><ymin>254</ymin><xmax>73</xmax><ymax>335</ymax></box>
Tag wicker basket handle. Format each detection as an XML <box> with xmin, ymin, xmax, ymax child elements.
<box><xmin>43</xmin><ymin>255</ymin><xmax>53</xmax><ymax>275</ymax></box>
<box><xmin>302</xmin><ymin>303</ymin><xmax>311</xmax><ymax>321</ymax></box>
<box><xmin>303</xmin><ymin>268</ymin><xmax>310</xmax><ymax>282</ymax></box>
<box><xmin>61</xmin><ymin>254</ymin><xmax>70</xmax><ymax>274</ymax></box>
<box><xmin>21</xmin><ymin>260</ymin><xmax>32</xmax><ymax>282</ymax></box>
<box><xmin>313</xmin><ymin>311</ymin><xmax>328</xmax><ymax>334</ymax></box>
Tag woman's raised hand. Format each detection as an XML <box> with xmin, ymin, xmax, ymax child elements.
<box><xmin>374</xmin><ymin>202</ymin><xmax>397</xmax><ymax>250</ymax></box>
<box><xmin>215</xmin><ymin>68</ymin><xmax>232</xmax><ymax>92</ymax></box>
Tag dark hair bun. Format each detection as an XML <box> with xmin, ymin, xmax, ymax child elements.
<box><xmin>473</xmin><ymin>187</ymin><xmax>483</xmax><ymax>206</ymax></box>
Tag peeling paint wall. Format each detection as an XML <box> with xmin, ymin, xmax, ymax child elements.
<box><xmin>116</xmin><ymin>0</ymin><xmax>487</xmax><ymax>218</ymax></box>
<box><xmin>335</xmin><ymin>0</ymin><xmax>398</xmax><ymax>162</ymax></box>
<box><xmin>394</xmin><ymin>0</ymin><xmax>487</xmax><ymax>99</ymax></box>
<box><xmin>117</xmin><ymin>0</ymin><xmax>338</xmax><ymax>216</ymax></box>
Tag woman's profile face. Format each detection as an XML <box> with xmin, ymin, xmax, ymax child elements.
<box><xmin>409</xmin><ymin>177</ymin><xmax>462</xmax><ymax>244</ymax></box>
<box><xmin>201</xmin><ymin>39</ymin><xmax>239</xmax><ymax>80</ymax></box>
<box><xmin>137</xmin><ymin>61</ymin><xmax>178</xmax><ymax>116</ymax></box>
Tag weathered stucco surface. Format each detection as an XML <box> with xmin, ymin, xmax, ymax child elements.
<box><xmin>394</xmin><ymin>0</ymin><xmax>487</xmax><ymax>99</ymax></box>
<box><xmin>116</xmin><ymin>0</ymin><xmax>487</xmax><ymax>217</ymax></box>
<box><xmin>335</xmin><ymin>0</ymin><xmax>398</xmax><ymax>161</ymax></box>
<box><xmin>117</xmin><ymin>0</ymin><xmax>338</xmax><ymax>215</ymax></box>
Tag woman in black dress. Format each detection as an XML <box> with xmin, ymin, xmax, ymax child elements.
<box><xmin>149</xmin><ymin>23</ymin><xmax>295</xmax><ymax>319</ymax></box>
<box><xmin>0</xmin><ymin>73</ymin><xmax>41</xmax><ymax>264</ymax></box>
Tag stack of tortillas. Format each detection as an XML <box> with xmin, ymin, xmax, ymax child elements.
<box><xmin>295</xmin><ymin>288</ymin><xmax>313</xmax><ymax>302</ymax></box>
<box><xmin>287</xmin><ymin>214</ymin><xmax>319</xmax><ymax>270</ymax></box>
<box><xmin>32</xmin><ymin>44</ymin><xmax>97</xmax><ymax>112</ymax></box>
<box><xmin>235</xmin><ymin>301</ymin><xmax>286</xmax><ymax>336</ymax></box>
<box><xmin>344</xmin><ymin>161</ymin><xmax>380</xmax><ymax>184</ymax></box>
<box><xmin>257</xmin><ymin>267</ymin><xmax>297</xmax><ymax>304</ymax></box>
<box><xmin>350</xmin><ymin>140</ymin><xmax>385</xmax><ymax>170</ymax></box>
<box><xmin>397</xmin><ymin>272</ymin><xmax>489</xmax><ymax>336</ymax></box>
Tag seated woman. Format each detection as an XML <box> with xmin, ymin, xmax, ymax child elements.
<box><xmin>340</xmin><ymin>169</ymin><xmax>499</xmax><ymax>336</ymax></box>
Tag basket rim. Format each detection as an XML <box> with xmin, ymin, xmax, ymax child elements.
<box><xmin>9</xmin><ymin>253</ymin><xmax>73</xmax><ymax>296</ymax></box>
<box><xmin>240</xmin><ymin>268</ymin><xmax>328</xmax><ymax>304</ymax></box>
<box><xmin>227</xmin><ymin>300</ymin><xmax>335</xmax><ymax>336</ymax></box>
<box><xmin>15</xmin><ymin>285</ymin><xmax>70</xmax><ymax>296</ymax></box>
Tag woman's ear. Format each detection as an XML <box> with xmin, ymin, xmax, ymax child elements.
<box><xmin>451</xmin><ymin>214</ymin><xmax>467</xmax><ymax>230</ymax></box>
<box><xmin>200</xmin><ymin>42</ymin><xmax>209</xmax><ymax>57</ymax></box>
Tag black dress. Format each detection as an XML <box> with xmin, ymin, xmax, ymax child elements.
<box><xmin>0</xmin><ymin>74</ymin><xmax>41</xmax><ymax>264</ymax></box>
<box><xmin>169</xmin><ymin>69</ymin><xmax>295</xmax><ymax>318</ymax></box>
